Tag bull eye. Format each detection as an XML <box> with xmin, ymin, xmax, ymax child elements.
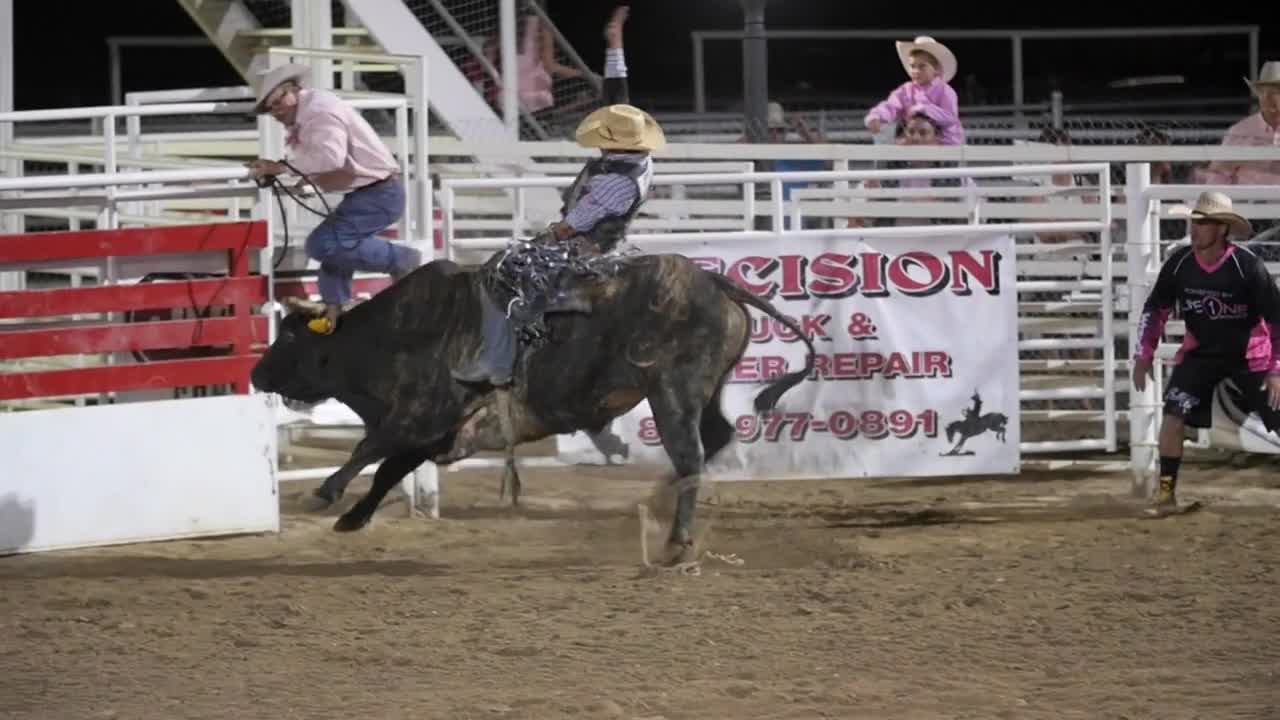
<box><xmin>317</xmin><ymin>353</ymin><xmax>330</xmax><ymax>369</ymax></box>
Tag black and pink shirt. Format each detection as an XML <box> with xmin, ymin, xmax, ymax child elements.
<box><xmin>1135</xmin><ymin>243</ymin><xmax>1280</xmax><ymax>371</ymax></box>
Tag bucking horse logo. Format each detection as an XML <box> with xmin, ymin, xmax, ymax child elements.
<box><xmin>941</xmin><ymin>389</ymin><xmax>1008</xmax><ymax>456</ymax></box>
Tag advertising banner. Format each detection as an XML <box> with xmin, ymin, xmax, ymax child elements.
<box><xmin>558</xmin><ymin>232</ymin><xmax>1021</xmax><ymax>479</ymax></box>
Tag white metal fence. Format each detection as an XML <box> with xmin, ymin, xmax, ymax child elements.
<box><xmin>6</xmin><ymin>77</ymin><xmax>1280</xmax><ymax>494</ymax></box>
<box><xmin>439</xmin><ymin>162</ymin><xmax>1118</xmax><ymax>466</ymax></box>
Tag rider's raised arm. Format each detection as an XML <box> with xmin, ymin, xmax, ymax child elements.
<box><xmin>1134</xmin><ymin>246</ymin><xmax>1185</xmax><ymax>363</ymax></box>
<box><xmin>602</xmin><ymin>6</ymin><xmax>629</xmax><ymax>106</ymax></box>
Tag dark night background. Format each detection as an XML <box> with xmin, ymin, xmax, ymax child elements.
<box><xmin>11</xmin><ymin>1</ymin><xmax>1277</xmax><ymax>111</ymax></box>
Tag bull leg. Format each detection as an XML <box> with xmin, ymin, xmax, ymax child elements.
<box><xmin>499</xmin><ymin>458</ymin><xmax>521</xmax><ymax>506</ymax></box>
<box><xmin>495</xmin><ymin>388</ymin><xmax>521</xmax><ymax>506</ymax></box>
<box><xmin>700</xmin><ymin>389</ymin><xmax>735</xmax><ymax>464</ymax></box>
<box><xmin>312</xmin><ymin>436</ymin><xmax>386</xmax><ymax>508</ymax></box>
<box><xmin>586</xmin><ymin>422</ymin><xmax>630</xmax><ymax>464</ymax></box>
<box><xmin>648</xmin><ymin>387</ymin><xmax>706</xmax><ymax>567</ymax></box>
<box><xmin>334</xmin><ymin>448</ymin><xmax>433</xmax><ymax>532</ymax></box>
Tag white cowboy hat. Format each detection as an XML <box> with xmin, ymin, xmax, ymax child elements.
<box><xmin>767</xmin><ymin>101</ymin><xmax>786</xmax><ymax>129</ymax></box>
<box><xmin>895</xmin><ymin>36</ymin><xmax>957</xmax><ymax>84</ymax></box>
<box><xmin>1170</xmin><ymin>190</ymin><xmax>1252</xmax><ymax>238</ymax></box>
<box><xmin>1245</xmin><ymin>60</ymin><xmax>1280</xmax><ymax>95</ymax></box>
<box><xmin>574</xmin><ymin>103</ymin><xmax>666</xmax><ymax>152</ymax></box>
<box><xmin>254</xmin><ymin>63</ymin><xmax>311</xmax><ymax>114</ymax></box>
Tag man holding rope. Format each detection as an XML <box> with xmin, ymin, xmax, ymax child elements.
<box><xmin>247</xmin><ymin>64</ymin><xmax>422</xmax><ymax>335</ymax></box>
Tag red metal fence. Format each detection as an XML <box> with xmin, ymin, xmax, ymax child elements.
<box><xmin>0</xmin><ymin>221</ymin><xmax>270</xmax><ymax>401</ymax></box>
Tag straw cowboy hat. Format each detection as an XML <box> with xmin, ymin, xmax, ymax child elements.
<box><xmin>1170</xmin><ymin>191</ymin><xmax>1253</xmax><ymax>238</ymax></box>
<box><xmin>896</xmin><ymin>36</ymin><xmax>957</xmax><ymax>84</ymax></box>
<box><xmin>574</xmin><ymin>104</ymin><xmax>666</xmax><ymax>152</ymax></box>
<box><xmin>1245</xmin><ymin>60</ymin><xmax>1280</xmax><ymax>95</ymax></box>
<box><xmin>254</xmin><ymin>63</ymin><xmax>311</xmax><ymax>114</ymax></box>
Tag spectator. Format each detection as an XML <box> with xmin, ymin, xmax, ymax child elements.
<box><xmin>1199</xmin><ymin>61</ymin><xmax>1280</xmax><ymax>185</ymax></box>
<box><xmin>461</xmin><ymin>14</ymin><xmax>588</xmax><ymax>115</ymax></box>
<box><xmin>864</xmin><ymin>36</ymin><xmax>964</xmax><ymax>145</ymax></box>
<box><xmin>1025</xmin><ymin>127</ymin><xmax>1096</xmax><ymax>244</ymax></box>
<box><xmin>768</xmin><ymin>102</ymin><xmax>829</xmax><ymax>227</ymax></box>
<box><xmin>740</xmin><ymin>101</ymin><xmax>828</xmax><ymax>229</ymax></box>
<box><xmin>852</xmin><ymin>105</ymin><xmax>969</xmax><ymax>227</ymax></box>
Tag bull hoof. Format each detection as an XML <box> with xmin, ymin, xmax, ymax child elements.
<box><xmin>333</xmin><ymin>511</ymin><xmax>371</xmax><ymax>533</ymax></box>
<box><xmin>662</xmin><ymin>540</ymin><xmax>696</xmax><ymax>567</ymax></box>
<box><xmin>308</xmin><ymin>487</ymin><xmax>341</xmax><ymax>511</ymax></box>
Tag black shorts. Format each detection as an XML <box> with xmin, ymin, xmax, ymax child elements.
<box><xmin>1163</xmin><ymin>354</ymin><xmax>1280</xmax><ymax>431</ymax></box>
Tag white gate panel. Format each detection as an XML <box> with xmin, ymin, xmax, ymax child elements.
<box><xmin>0</xmin><ymin>393</ymin><xmax>278</xmax><ymax>555</ymax></box>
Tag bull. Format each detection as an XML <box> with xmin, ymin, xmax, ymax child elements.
<box><xmin>251</xmin><ymin>253</ymin><xmax>816</xmax><ymax>565</ymax></box>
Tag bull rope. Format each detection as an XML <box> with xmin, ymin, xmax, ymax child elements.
<box><xmin>635</xmin><ymin>503</ymin><xmax>744</xmax><ymax>576</ymax></box>
<box><xmin>254</xmin><ymin>159</ymin><xmax>337</xmax><ymax>271</ymax></box>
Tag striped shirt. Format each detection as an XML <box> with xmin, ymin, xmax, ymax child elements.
<box><xmin>564</xmin><ymin>154</ymin><xmax>652</xmax><ymax>232</ymax></box>
<box><xmin>563</xmin><ymin>47</ymin><xmax>652</xmax><ymax>233</ymax></box>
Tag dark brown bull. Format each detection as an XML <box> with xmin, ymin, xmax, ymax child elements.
<box><xmin>251</xmin><ymin>253</ymin><xmax>815</xmax><ymax>565</ymax></box>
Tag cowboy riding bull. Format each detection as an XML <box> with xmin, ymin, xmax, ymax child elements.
<box><xmin>252</xmin><ymin>255</ymin><xmax>816</xmax><ymax>566</ymax></box>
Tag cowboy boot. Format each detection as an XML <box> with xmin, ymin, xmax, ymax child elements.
<box><xmin>452</xmin><ymin>292</ymin><xmax>518</xmax><ymax>387</ymax></box>
<box><xmin>1149</xmin><ymin>473</ymin><xmax>1178</xmax><ymax>509</ymax></box>
<box><xmin>307</xmin><ymin>303</ymin><xmax>344</xmax><ymax>335</ymax></box>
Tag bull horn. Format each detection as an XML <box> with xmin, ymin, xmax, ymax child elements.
<box><xmin>283</xmin><ymin>296</ymin><xmax>326</xmax><ymax>316</ymax></box>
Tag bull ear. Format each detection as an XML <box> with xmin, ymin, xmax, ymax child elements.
<box><xmin>283</xmin><ymin>296</ymin><xmax>326</xmax><ymax>316</ymax></box>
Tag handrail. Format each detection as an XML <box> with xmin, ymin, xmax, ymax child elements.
<box><xmin>424</xmin><ymin>137</ymin><xmax>1280</xmax><ymax>163</ymax></box>
<box><xmin>442</xmin><ymin>163</ymin><xmax>1112</xmax><ymax>190</ymax></box>
<box><xmin>0</xmin><ymin>167</ymin><xmax>252</xmax><ymax>192</ymax></box>
<box><xmin>0</xmin><ymin>102</ymin><xmax>255</xmax><ymax>123</ymax></box>
<box><xmin>693</xmin><ymin>25</ymin><xmax>1261</xmax><ymax>40</ymax></box>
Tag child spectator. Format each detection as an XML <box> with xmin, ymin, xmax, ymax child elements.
<box><xmin>864</xmin><ymin>36</ymin><xmax>964</xmax><ymax>145</ymax></box>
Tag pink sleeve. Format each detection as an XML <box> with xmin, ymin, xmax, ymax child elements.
<box><xmin>1267</xmin><ymin>320</ymin><xmax>1280</xmax><ymax>374</ymax></box>
<box><xmin>286</xmin><ymin>112</ymin><xmax>349</xmax><ymax>176</ymax></box>
<box><xmin>1135</xmin><ymin>307</ymin><xmax>1171</xmax><ymax>361</ymax></box>
<box><xmin>866</xmin><ymin>82</ymin><xmax>911</xmax><ymax>124</ymax></box>
<box><xmin>927</xmin><ymin>83</ymin><xmax>965</xmax><ymax>145</ymax></box>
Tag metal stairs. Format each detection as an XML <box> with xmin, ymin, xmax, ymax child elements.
<box><xmin>174</xmin><ymin>0</ymin><xmax>601</xmax><ymax>142</ymax></box>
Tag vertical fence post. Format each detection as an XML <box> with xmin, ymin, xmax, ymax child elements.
<box><xmin>692</xmin><ymin>32</ymin><xmax>706</xmax><ymax>114</ymax></box>
<box><xmin>1125</xmin><ymin>162</ymin><xmax>1158</xmax><ymax>496</ymax></box>
<box><xmin>412</xmin><ymin>54</ymin><xmax>432</xmax><ymax>267</ymax></box>
<box><xmin>411</xmin><ymin>53</ymin><xmax>439</xmax><ymax>520</ymax></box>
<box><xmin>1100</xmin><ymin>163</ymin><xmax>1116</xmax><ymax>452</ymax></box>
<box><xmin>499</xmin><ymin>0</ymin><xmax>518</xmax><ymax>140</ymax></box>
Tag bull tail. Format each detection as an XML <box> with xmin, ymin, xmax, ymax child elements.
<box><xmin>708</xmin><ymin>272</ymin><xmax>817</xmax><ymax>413</ymax></box>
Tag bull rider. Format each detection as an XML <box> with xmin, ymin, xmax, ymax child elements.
<box><xmin>453</xmin><ymin>5</ymin><xmax>666</xmax><ymax>387</ymax></box>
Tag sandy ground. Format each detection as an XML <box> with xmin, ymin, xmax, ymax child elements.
<box><xmin>2</xmin><ymin>455</ymin><xmax>1279</xmax><ymax>720</ymax></box>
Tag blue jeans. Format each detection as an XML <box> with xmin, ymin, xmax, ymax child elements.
<box><xmin>304</xmin><ymin>177</ymin><xmax>418</xmax><ymax>305</ymax></box>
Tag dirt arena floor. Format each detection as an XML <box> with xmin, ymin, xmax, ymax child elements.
<box><xmin>2</xmin><ymin>453</ymin><xmax>1279</xmax><ymax>719</ymax></box>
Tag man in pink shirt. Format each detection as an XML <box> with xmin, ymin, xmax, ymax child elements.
<box><xmin>1199</xmin><ymin>61</ymin><xmax>1280</xmax><ymax>185</ymax></box>
<box><xmin>247</xmin><ymin>64</ymin><xmax>421</xmax><ymax>333</ymax></box>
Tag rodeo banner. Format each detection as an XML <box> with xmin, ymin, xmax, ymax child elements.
<box><xmin>558</xmin><ymin>231</ymin><xmax>1021</xmax><ymax>479</ymax></box>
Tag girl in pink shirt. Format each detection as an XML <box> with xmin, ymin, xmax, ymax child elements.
<box><xmin>864</xmin><ymin>36</ymin><xmax>965</xmax><ymax>145</ymax></box>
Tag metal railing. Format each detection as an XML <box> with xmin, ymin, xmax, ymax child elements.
<box><xmin>440</xmin><ymin>162</ymin><xmax>1117</xmax><ymax>465</ymax></box>
<box><xmin>690</xmin><ymin>25</ymin><xmax>1261</xmax><ymax>114</ymax></box>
